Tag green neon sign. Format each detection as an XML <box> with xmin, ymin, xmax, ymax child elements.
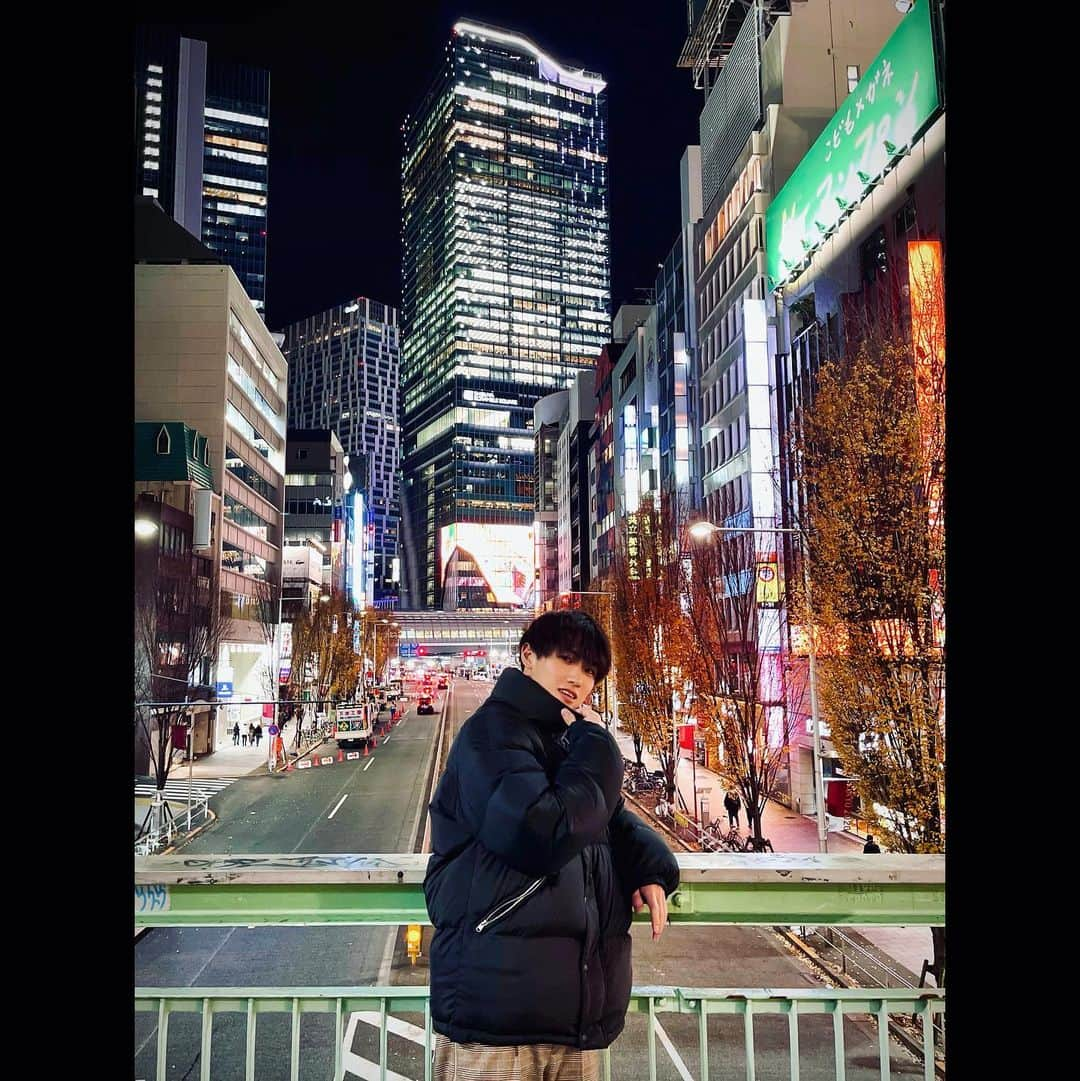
<box><xmin>765</xmin><ymin>0</ymin><xmax>941</xmax><ymax>290</ymax></box>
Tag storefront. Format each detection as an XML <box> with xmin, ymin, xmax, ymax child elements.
<box><xmin>216</xmin><ymin>641</ymin><xmax>272</xmax><ymax>744</ymax></box>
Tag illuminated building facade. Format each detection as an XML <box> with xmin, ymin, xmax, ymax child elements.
<box><xmin>654</xmin><ymin>147</ymin><xmax>703</xmax><ymax>510</ymax></box>
<box><xmin>532</xmin><ymin>390</ymin><xmax>566</xmax><ymax>612</ymax></box>
<box><xmin>134</xmin><ymin>28</ymin><xmax>270</xmax><ymax>313</ymax></box>
<box><xmin>281</xmin><ymin>429</ymin><xmax>347</xmax><ymax>608</ymax></box>
<box><xmin>283</xmin><ymin>299</ymin><xmax>401</xmax><ymax>607</ymax></box>
<box><xmin>135</xmin><ymin>234</ymin><xmax>287</xmax><ymax>744</ymax></box>
<box><xmin>533</xmin><ymin>370</ymin><xmax>595</xmax><ymax>608</ymax></box>
<box><xmin>588</xmin><ymin>306</ymin><xmax>651</xmax><ymax>583</ymax></box>
<box><xmin>401</xmin><ymin>20</ymin><xmax>610</xmax><ymax>610</ymax></box>
<box><xmin>681</xmin><ymin>0</ymin><xmax>906</xmax><ymax>800</ymax></box>
<box><xmin>769</xmin><ymin>0</ymin><xmax>945</xmax><ymax>819</ymax></box>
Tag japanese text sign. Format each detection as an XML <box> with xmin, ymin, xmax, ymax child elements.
<box><xmin>765</xmin><ymin>0</ymin><xmax>941</xmax><ymax>290</ymax></box>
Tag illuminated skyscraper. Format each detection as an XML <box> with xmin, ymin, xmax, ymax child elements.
<box><xmin>134</xmin><ymin>28</ymin><xmax>270</xmax><ymax>313</ymax></box>
<box><xmin>283</xmin><ymin>298</ymin><xmax>401</xmax><ymax>608</ymax></box>
<box><xmin>401</xmin><ymin>21</ymin><xmax>610</xmax><ymax>610</ymax></box>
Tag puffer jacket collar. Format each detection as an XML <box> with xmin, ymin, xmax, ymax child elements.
<box><xmin>487</xmin><ymin>666</ymin><xmax>568</xmax><ymax>735</ymax></box>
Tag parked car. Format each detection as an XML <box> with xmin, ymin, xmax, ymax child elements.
<box><xmin>417</xmin><ymin>695</ymin><xmax>435</xmax><ymax>715</ymax></box>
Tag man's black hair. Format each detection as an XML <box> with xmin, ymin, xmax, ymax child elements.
<box><xmin>518</xmin><ymin>609</ymin><xmax>611</xmax><ymax>682</ymax></box>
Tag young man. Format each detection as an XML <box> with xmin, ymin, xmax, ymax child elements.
<box><xmin>424</xmin><ymin>610</ymin><xmax>680</xmax><ymax>1080</ymax></box>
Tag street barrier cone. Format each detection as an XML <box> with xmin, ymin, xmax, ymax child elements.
<box><xmin>338</xmin><ymin>749</ymin><xmax>344</xmax><ymax>762</ymax></box>
<box><xmin>363</xmin><ymin>740</ymin><xmax>369</xmax><ymax>757</ymax></box>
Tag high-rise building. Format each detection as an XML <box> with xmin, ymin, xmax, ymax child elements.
<box><xmin>532</xmin><ymin>391</ymin><xmax>566</xmax><ymax>613</ymax></box>
<box><xmin>401</xmin><ymin>20</ymin><xmax>611</xmax><ymax>610</ymax></box>
<box><xmin>588</xmin><ymin>305</ymin><xmax>652</xmax><ymax>584</ymax></box>
<box><xmin>135</xmin><ymin>200</ymin><xmax>288</xmax><ymax>746</ymax></box>
<box><xmin>679</xmin><ymin>0</ymin><xmax>906</xmax><ymax>806</ymax></box>
<box><xmin>134</xmin><ymin>28</ymin><xmax>270</xmax><ymax>313</ymax></box>
<box><xmin>281</xmin><ymin>429</ymin><xmax>348</xmax><ymax>608</ymax></box>
<box><xmin>533</xmin><ymin>368</ymin><xmax>595</xmax><ymax>608</ymax></box>
<box><xmin>655</xmin><ymin>147</ymin><xmax>703</xmax><ymax>511</ymax></box>
<box><xmin>283</xmin><ymin>298</ymin><xmax>401</xmax><ymax>608</ymax></box>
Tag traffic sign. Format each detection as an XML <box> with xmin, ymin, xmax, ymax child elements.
<box><xmin>215</xmin><ymin>681</ymin><xmax>233</xmax><ymax>700</ymax></box>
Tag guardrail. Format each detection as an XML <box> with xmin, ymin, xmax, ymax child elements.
<box><xmin>134</xmin><ymin>852</ymin><xmax>943</xmax><ymax>928</ymax></box>
<box><xmin>135</xmin><ymin>853</ymin><xmax>945</xmax><ymax>1081</ymax></box>
<box><xmin>135</xmin><ymin>984</ymin><xmax>943</xmax><ymax>1081</ymax></box>
<box><xmin>133</xmin><ymin>794</ymin><xmax>210</xmax><ymax>855</ymax></box>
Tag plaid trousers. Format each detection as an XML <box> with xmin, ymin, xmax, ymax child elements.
<box><xmin>433</xmin><ymin>1033</ymin><xmax>601</xmax><ymax>1081</ymax></box>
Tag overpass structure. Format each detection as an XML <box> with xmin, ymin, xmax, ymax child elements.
<box><xmin>391</xmin><ymin>610</ymin><xmax>533</xmax><ymax>662</ymax></box>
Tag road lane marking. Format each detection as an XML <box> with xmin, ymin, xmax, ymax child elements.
<box><xmin>363</xmin><ymin>757</ymin><xmax>375</xmax><ymax>772</ymax></box>
<box><xmin>654</xmin><ymin>1018</ymin><xmax>695</xmax><ymax>1081</ymax></box>
<box><xmin>341</xmin><ymin>1011</ymin><xmax>414</xmax><ymax>1080</ymax></box>
<box><xmin>382</xmin><ymin>735</ymin><xmax>391</xmax><ymax>745</ymax></box>
<box><xmin>327</xmin><ymin>794</ymin><xmax>349</xmax><ymax>820</ymax></box>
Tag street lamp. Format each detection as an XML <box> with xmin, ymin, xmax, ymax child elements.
<box><xmin>134</xmin><ymin>517</ymin><xmax>158</xmax><ymax>539</ymax></box>
<box><xmin>689</xmin><ymin>519</ymin><xmax>828</xmax><ymax>854</ymax></box>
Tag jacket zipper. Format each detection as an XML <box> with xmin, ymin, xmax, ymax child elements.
<box><xmin>475</xmin><ymin>876</ymin><xmax>546</xmax><ymax>933</ymax></box>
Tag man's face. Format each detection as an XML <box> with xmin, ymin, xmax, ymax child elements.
<box><xmin>521</xmin><ymin>645</ymin><xmax>596</xmax><ymax>711</ymax></box>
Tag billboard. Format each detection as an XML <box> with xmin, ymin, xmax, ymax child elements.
<box><xmin>440</xmin><ymin>523</ymin><xmax>535</xmax><ymax>608</ymax></box>
<box><xmin>765</xmin><ymin>0</ymin><xmax>942</xmax><ymax>289</ymax></box>
<box><xmin>282</xmin><ymin>546</ymin><xmax>321</xmax><ymax>586</ymax></box>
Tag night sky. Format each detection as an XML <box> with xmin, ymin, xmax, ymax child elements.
<box><xmin>148</xmin><ymin>1</ymin><xmax>702</xmax><ymax>332</ymax></box>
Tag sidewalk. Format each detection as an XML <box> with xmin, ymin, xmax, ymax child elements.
<box><xmin>171</xmin><ymin>739</ymin><xmax>276</xmax><ymax>780</ymax></box>
<box><xmin>175</xmin><ymin>726</ymin><xmax>334</xmax><ymax>780</ymax></box>
<box><xmin>613</xmin><ymin>727</ymin><xmax>934</xmax><ymax>981</ymax></box>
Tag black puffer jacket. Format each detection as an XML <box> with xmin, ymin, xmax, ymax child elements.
<box><xmin>424</xmin><ymin>668</ymin><xmax>680</xmax><ymax>1050</ymax></box>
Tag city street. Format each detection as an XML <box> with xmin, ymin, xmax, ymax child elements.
<box><xmin>134</xmin><ymin>693</ymin><xmax>446</xmax><ymax>1081</ymax></box>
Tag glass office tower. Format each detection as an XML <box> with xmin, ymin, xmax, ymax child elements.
<box><xmin>283</xmin><ymin>298</ymin><xmax>401</xmax><ymax>607</ymax></box>
<box><xmin>133</xmin><ymin>28</ymin><xmax>270</xmax><ymax>313</ymax></box>
<box><xmin>201</xmin><ymin>60</ymin><xmax>270</xmax><ymax>313</ymax></box>
<box><xmin>401</xmin><ymin>20</ymin><xmax>610</xmax><ymax>610</ymax></box>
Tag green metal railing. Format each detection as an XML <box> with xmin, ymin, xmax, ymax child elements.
<box><xmin>135</xmin><ymin>852</ymin><xmax>945</xmax><ymax>1081</ymax></box>
<box><xmin>134</xmin><ymin>851</ymin><xmax>944</xmax><ymax>927</ymax></box>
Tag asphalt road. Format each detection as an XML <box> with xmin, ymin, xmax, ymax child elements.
<box><xmin>135</xmin><ymin>680</ymin><xmax>922</xmax><ymax>1080</ymax></box>
<box><xmin>134</xmin><ymin>694</ymin><xmax>449</xmax><ymax>1081</ymax></box>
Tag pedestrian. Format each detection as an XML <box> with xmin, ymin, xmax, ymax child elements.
<box><xmin>232</xmin><ymin>721</ymin><xmax>240</xmax><ymax>746</ymax></box>
<box><xmin>724</xmin><ymin>789</ymin><xmax>742</xmax><ymax>828</ymax></box>
<box><xmin>424</xmin><ymin>609</ymin><xmax>680</xmax><ymax>1079</ymax></box>
<box><xmin>863</xmin><ymin>834</ymin><xmax>881</xmax><ymax>854</ymax></box>
<box><xmin>254</xmin><ymin>722</ymin><xmax>262</xmax><ymax>747</ymax></box>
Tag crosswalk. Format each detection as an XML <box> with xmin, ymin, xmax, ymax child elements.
<box><xmin>134</xmin><ymin>777</ymin><xmax>241</xmax><ymax>801</ymax></box>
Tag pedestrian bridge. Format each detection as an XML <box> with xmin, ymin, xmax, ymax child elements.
<box><xmin>391</xmin><ymin>610</ymin><xmax>532</xmax><ymax>657</ymax></box>
<box><xmin>135</xmin><ymin>852</ymin><xmax>944</xmax><ymax>1081</ymax></box>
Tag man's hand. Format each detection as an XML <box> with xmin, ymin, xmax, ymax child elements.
<box><xmin>560</xmin><ymin>702</ymin><xmax>605</xmax><ymax>727</ymax></box>
<box><xmin>631</xmin><ymin>883</ymin><xmax>668</xmax><ymax>941</ymax></box>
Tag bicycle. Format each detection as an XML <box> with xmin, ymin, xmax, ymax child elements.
<box><xmin>707</xmin><ymin>822</ymin><xmax>743</xmax><ymax>851</ymax></box>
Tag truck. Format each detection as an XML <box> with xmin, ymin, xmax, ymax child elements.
<box><xmin>333</xmin><ymin>703</ymin><xmax>374</xmax><ymax>746</ymax></box>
